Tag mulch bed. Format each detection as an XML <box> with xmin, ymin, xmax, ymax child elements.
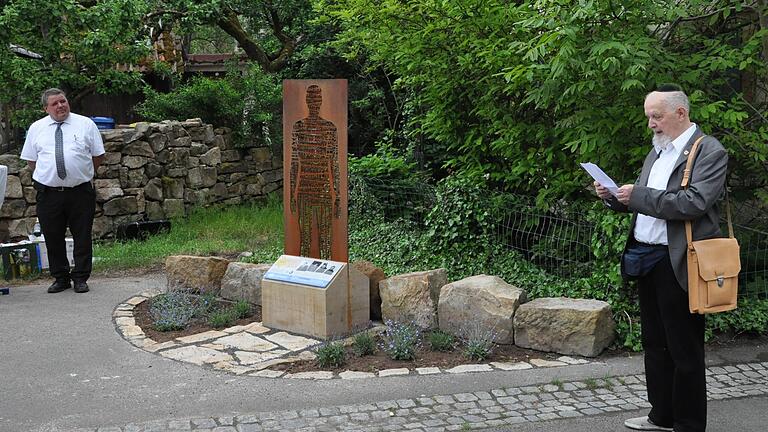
<box><xmin>132</xmin><ymin>295</ymin><xmax>632</xmax><ymax>373</ymax></box>
<box><xmin>133</xmin><ymin>297</ymin><xmax>262</xmax><ymax>343</ymax></box>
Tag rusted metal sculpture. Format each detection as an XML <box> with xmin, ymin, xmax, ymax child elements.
<box><xmin>283</xmin><ymin>80</ymin><xmax>348</xmax><ymax>262</ymax></box>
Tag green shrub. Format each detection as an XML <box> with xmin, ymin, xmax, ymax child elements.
<box><xmin>207</xmin><ymin>308</ymin><xmax>237</xmax><ymax>328</ymax></box>
<box><xmin>150</xmin><ymin>291</ymin><xmax>200</xmax><ymax>332</ymax></box>
<box><xmin>232</xmin><ymin>300</ymin><xmax>252</xmax><ymax>320</ymax></box>
<box><xmin>461</xmin><ymin>323</ymin><xmax>497</xmax><ymax>361</ymax></box>
<box><xmin>316</xmin><ymin>341</ymin><xmax>346</xmax><ymax>368</ymax></box>
<box><xmin>352</xmin><ymin>331</ymin><xmax>376</xmax><ymax>357</ymax></box>
<box><xmin>380</xmin><ymin>320</ymin><xmax>421</xmax><ymax>360</ymax></box>
<box><xmin>427</xmin><ymin>330</ymin><xmax>455</xmax><ymax>352</ymax></box>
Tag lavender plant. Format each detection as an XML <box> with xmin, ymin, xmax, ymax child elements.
<box><xmin>352</xmin><ymin>331</ymin><xmax>376</xmax><ymax>357</ymax></box>
<box><xmin>380</xmin><ymin>320</ymin><xmax>421</xmax><ymax>360</ymax></box>
<box><xmin>427</xmin><ymin>329</ymin><xmax>456</xmax><ymax>352</ymax></box>
<box><xmin>316</xmin><ymin>341</ymin><xmax>346</xmax><ymax>368</ymax></box>
<box><xmin>461</xmin><ymin>322</ymin><xmax>498</xmax><ymax>361</ymax></box>
<box><xmin>149</xmin><ymin>291</ymin><xmax>199</xmax><ymax>331</ymax></box>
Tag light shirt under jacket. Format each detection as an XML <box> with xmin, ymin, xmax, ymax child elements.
<box><xmin>633</xmin><ymin>124</ymin><xmax>697</xmax><ymax>245</ymax></box>
<box><xmin>21</xmin><ymin>113</ymin><xmax>105</xmax><ymax>187</ymax></box>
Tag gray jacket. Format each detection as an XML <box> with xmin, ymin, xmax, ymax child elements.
<box><xmin>605</xmin><ymin>128</ymin><xmax>728</xmax><ymax>291</ymax></box>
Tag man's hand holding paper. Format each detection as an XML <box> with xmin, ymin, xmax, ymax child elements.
<box><xmin>580</xmin><ymin>162</ymin><xmax>619</xmax><ymax>198</ymax></box>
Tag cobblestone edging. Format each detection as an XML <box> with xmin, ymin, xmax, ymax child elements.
<box><xmin>87</xmin><ymin>362</ymin><xmax>768</xmax><ymax>432</ymax></box>
<box><xmin>114</xmin><ymin>294</ymin><xmax>590</xmax><ymax>379</ymax></box>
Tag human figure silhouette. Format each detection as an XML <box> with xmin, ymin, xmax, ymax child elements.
<box><xmin>290</xmin><ymin>85</ymin><xmax>340</xmax><ymax>259</ymax></box>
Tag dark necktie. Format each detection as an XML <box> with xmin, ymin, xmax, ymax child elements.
<box><xmin>55</xmin><ymin>122</ymin><xmax>66</xmax><ymax>179</ymax></box>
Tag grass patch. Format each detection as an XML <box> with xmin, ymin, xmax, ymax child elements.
<box><xmin>93</xmin><ymin>195</ymin><xmax>283</xmax><ymax>272</ymax></box>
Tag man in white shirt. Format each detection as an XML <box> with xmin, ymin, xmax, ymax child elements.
<box><xmin>595</xmin><ymin>85</ymin><xmax>728</xmax><ymax>432</ymax></box>
<box><xmin>20</xmin><ymin>88</ymin><xmax>105</xmax><ymax>294</ymax></box>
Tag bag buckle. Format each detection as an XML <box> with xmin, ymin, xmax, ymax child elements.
<box><xmin>717</xmin><ymin>276</ymin><xmax>724</xmax><ymax>287</ymax></box>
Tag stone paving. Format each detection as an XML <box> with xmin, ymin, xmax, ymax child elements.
<box><xmin>83</xmin><ymin>361</ymin><xmax>768</xmax><ymax>432</ymax></box>
<box><xmin>115</xmin><ymin>294</ymin><xmax>590</xmax><ymax>379</ymax></box>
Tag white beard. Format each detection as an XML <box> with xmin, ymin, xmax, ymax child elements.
<box><xmin>652</xmin><ymin>133</ymin><xmax>673</xmax><ymax>150</ymax></box>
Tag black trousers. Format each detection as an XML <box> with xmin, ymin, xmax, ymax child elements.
<box><xmin>639</xmin><ymin>252</ymin><xmax>706</xmax><ymax>432</ymax></box>
<box><xmin>35</xmin><ymin>181</ymin><xmax>96</xmax><ymax>283</ymax></box>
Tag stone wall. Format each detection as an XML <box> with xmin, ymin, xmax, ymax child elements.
<box><xmin>0</xmin><ymin>119</ymin><xmax>282</xmax><ymax>240</ymax></box>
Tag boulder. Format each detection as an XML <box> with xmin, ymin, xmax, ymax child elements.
<box><xmin>219</xmin><ymin>262</ymin><xmax>272</xmax><ymax>305</ymax></box>
<box><xmin>438</xmin><ymin>275</ymin><xmax>527</xmax><ymax>344</ymax></box>
<box><xmin>379</xmin><ymin>268</ymin><xmax>447</xmax><ymax>329</ymax></box>
<box><xmin>165</xmin><ymin>255</ymin><xmax>230</xmax><ymax>294</ymax></box>
<box><xmin>199</xmin><ymin>147</ymin><xmax>221</xmax><ymax>166</ymax></box>
<box><xmin>103</xmin><ymin>196</ymin><xmax>138</xmax><ymax>216</ymax></box>
<box><xmin>351</xmin><ymin>261</ymin><xmax>386</xmax><ymax>321</ymax></box>
<box><xmin>5</xmin><ymin>175</ymin><xmax>23</xmax><ymax>199</ymax></box>
<box><xmin>513</xmin><ymin>297</ymin><xmax>615</xmax><ymax>357</ymax></box>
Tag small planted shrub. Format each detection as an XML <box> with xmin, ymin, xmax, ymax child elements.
<box><xmin>316</xmin><ymin>341</ymin><xmax>346</xmax><ymax>368</ymax></box>
<box><xmin>352</xmin><ymin>331</ymin><xmax>376</xmax><ymax>357</ymax></box>
<box><xmin>207</xmin><ymin>308</ymin><xmax>237</xmax><ymax>328</ymax></box>
<box><xmin>427</xmin><ymin>329</ymin><xmax>456</xmax><ymax>352</ymax></box>
<box><xmin>461</xmin><ymin>323</ymin><xmax>498</xmax><ymax>361</ymax></box>
<box><xmin>380</xmin><ymin>320</ymin><xmax>421</xmax><ymax>361</ymax></box>
<box><xmin>194</xmin><ymin>291</ymin><xmax>218</xmax><ymax>317</ymax></box>
<box><xmin>232</xmin><ymin>299</ymin><xmax>252</xmax><ymax>319</ymax></box>
<box><xmin>150</xmin><ymin>291</ymin><xmax>199</xmax><ymax>331</ymax></box>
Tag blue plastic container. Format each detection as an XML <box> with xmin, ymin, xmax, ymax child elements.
<box><xmin>91</xmin><ymin>116</ymin><xmax>115</xmax><ymax>129</ymax></box>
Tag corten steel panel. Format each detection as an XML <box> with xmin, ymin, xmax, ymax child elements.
<box><xmin>283</xmin><ymin>80</ymin><xmax>348</xmax><ymax>262</ymax></box>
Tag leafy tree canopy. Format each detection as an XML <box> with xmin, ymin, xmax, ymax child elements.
<box><xmin>0</xmin><ymin>0</ymin><xmax>150</xmax><ymax>126</ymax></box>
<box><xmin>329</xmin><ymin>0</ymin><xmax>768</xmax><ymax>205</ymax></box>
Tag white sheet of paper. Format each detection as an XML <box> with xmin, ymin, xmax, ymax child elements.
<box><xmin>580</xmin><ymin>162</ymin><xmax>619</xmax><ymax>197</ymax></box>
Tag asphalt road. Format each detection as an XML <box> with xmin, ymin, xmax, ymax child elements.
<box><xmin>1</xmin><ymin>273</ymin><xmax>766</xmax><ymax>431</ymax></box>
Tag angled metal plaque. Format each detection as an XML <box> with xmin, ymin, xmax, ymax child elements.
<box><xmin>283</xmin><ymin>79</ymin><xmax>348</xmax><ymax>262</ymax></box>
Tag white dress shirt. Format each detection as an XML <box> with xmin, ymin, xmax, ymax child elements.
<box><xmin>21</xmin><ymin>113</ymin><xmax>105</xmax><ymax>187</ymax></box>
<box><xmin>633</xmin><ymin>124</ymin><xmax>697</xmax><ymax>245</ymax></box>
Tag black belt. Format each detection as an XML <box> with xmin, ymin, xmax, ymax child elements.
<box><xmin>634</xmin><ymin>241</ymin><xmax>667</xmax><ymax>249</ymax></box>
<box><xmin>34</xmin><ymin>181</ymin><xmax>90</xmax><ymax>192</ymax></box>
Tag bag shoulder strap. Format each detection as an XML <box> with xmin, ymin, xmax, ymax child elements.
<box><xmin>682</xmin><ymin>135</ymin><xmax>734</xmax><ymax>247</ymax></box>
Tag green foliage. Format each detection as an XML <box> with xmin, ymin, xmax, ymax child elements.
<box><xmin>351</xmin><ymin>331</ymin><xmax>376</xmax><ymax>357</ymax></box>
<box><xmin>232</xmin><ymin>300</ymin><xmax>252</xmax><ymax>320</ymax></box>
<box><xmin>0</xmin><ymin>0</ymin><xmax>149</xmax><ymax>130</ymax></box>
<box><xmin>380</xmin><ymin>320</ymin><xmax>421</xmax><ymax>361</ymax></box>
<box><xmin>315</xmin><ymin>341</ymin><xmax>346</xmax><ymax>368</ymax></box>
<box><xmin>207</xmin><ymin>308</ymin><xmax>237</xmax><ymax>328</ymax></box>
<box><xmin>706</xmin><ymin>298</ymin><xmax>768</xmax><ymax>340</ymax></box>
<box><xmin>150</xmin><ymin>291</ymin><xmax>204</xmax><ymax>331</ymax></box>
<box><xmin>427</xmin><ymin>330</ymin><xmax>455</xmax><ymax>352</ymax></box>
<box><xmin>460</xmin><ymin>323</ymin><xmax>497</xmax><ymax>361</ymax></box>
<box><xmin>135</xmin><ymin>70</ymin><xmax>281</xmax><ymax>147</ymax></box>
<box><xmin>330</xmin><ymin>0</ymin><xmax>768</xmax><ymax>205</ymax></box>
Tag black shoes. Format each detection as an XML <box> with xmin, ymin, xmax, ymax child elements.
<box><xmin>47</xmin><ymin>279</ymin><xmax>89</xmax><ymax>293</ymax></box>
<box><xmin>73</xmin><ymin>281</ymin><xmax>89</xmax><ymax>293</ymax></box>
<box><xmin>47</xmin><ymin>280</ymin><xmax>71</xmax><ymax>293</ymax></box>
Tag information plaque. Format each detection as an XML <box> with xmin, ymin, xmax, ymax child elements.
<box><xmin>263</xmin><ymin>255</ymin><xmax>344</xmax><ymax>288</ymax></box>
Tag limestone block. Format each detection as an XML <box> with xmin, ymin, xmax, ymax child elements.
<box><xmin>7</xmin><ymin>218</ymin><xmax>34</xmax><ymax>238</ymax></box>
<box><xmin>379</xmin><ymin>268</ymin><xmax>447</xmax><ymax>329</ymax></box>
<box><xmin>103</xmin><ymin>196</ymin><xmax>138</xmax><ymax>216</ymax></box>
<box><xmin>219</xmin><ymin>161</ymin><xmax>246</xmax><ymax>174</ymax></box>
<box><xmin>92</xmin><ymin>216</ymin><xmax>112</xmax><ymax>239</ymax></box>
<box><xmin>186</xmin><ymin>167</ymin><xmax>203</xmax><ymax>187</ymax></box>
<box><xmin>169</xmin><ymin>148</ymin><xmax>190</xmax><ymax>166</ymax></box>
<box><xmin>200</xmin><ymin>147</ymin><xmax>221</xmax><ymax>166</ymax></box>
<box><xmin>126</xmin><ymin>123</ymin><xmax>150</xmax><ymax>143</ymax></box>
<box><xmin>155</xmin><ymin>149</ymin><xmax>171</xmax><ymax>164</ymax></box>
<box><xmin>19</xmin><ymin>168</ymin><xmax>32</xmax><ymax>186</ymax></box>
<box><xmin>122</xmin><ymin>155</ymin><xmax>148</xmax><ymax>169</ymax></box>
<box><xmin>171</xmin><ymin>136</ymin><xmax>192</xmax><ymax>147</ymax></box>
<box><xmin>162</xmin><ymin>177</ymin><xmax>185</xmax><ymax>199</ymax></box>
<box><xmin>165</xmin><ymin>255</ymin><xmax>230</xmax><ymax>294</ymax></box>
<box><xmin>351</xmin><ymin>261</ymin><xmax>386</xmax><ymax>321</ymax></box>
<box><xmin>513</xmin><ymin>297</ymin><xmax>615</xmax><ymax>357</ymax></box>
<box><xmin>438</xmin><ymin>275</ymin><xmax>527</xmax><ymax>344</ymax></box>
<box><xmin>5</xmin><ymin>175</ymin><xmax>22</xmax><ymax>199</ymax></box>
<box><xmin>146</xmin><ymin>201</ymin><xmax>165</xmax><ymax>220</ymax></box>
<box><xmin>220</xmin><ymin>262</ymin><xmax>271</xmax><ymax>305</ymax></box>
<box><xmin>144</xmin><ymin>178</ymin><xmax>163</xmax><ymax>201</ymax></box>
<box><xmin>163</xmin><ymin>199</ymin><xmax>185</xmax><ymax>218</ymax></box>
<box><xmin>201</xmin><ymin>167</ymin><xmax>217</xmax><ymax>187</ymax></box>
<box><xmin>187</xmin><ymin>156</ymin><xmax>200</xmax><ymax>168</ymax></box>
<box><xmin>212</xmin><ymin>183</ymin><xmax>228</xmax><ymax>198</ymax></box>
<box><xmin>123</xmin><ymin>141</ymin><xmax>154</xmax><ymax>158</ymax></box>
<box><xmin>148</xmin><ymin>133</ymin><xmax>168</xmax><ymax>153</ymax></box>
<box><xmin>145</xmin><ymin>162</ymin><xmax>162</xmax><ymax>178</ymax></box>
<box><xmin>0</xmin><ymin>155</ymin><xmax>23</xmax><ymax>174</ymax></box>
<box><xmin>96</xmin><ymin>186</ymin><xmax>124</xmax><ymax>203</ymax></box>
<box><xmin>190</xmin><ymin>143</ymin><xmax>207</xmax><ymax>156</ymax></box>
<box><xmin>221</xmin><ymin>150</ymin><xmax>241</xmax><ymax>162</ymax></box>
<box><xmin>104</xmin><ymin>152</ymin><xmax>121</xmax><ymax>165</ymax></box>
<box><xmin>23</xmin><ymin>187</ymin><xmax>36</xmax><ymax>204</ymax></box>
<box><xmin>250</xmin><ymin>147</ymin><xmax>271</xmax><ymax>163</ymax></box>
<box><xmin>0</xmin><ymin>199</ymin><xmax>26</xmax><ymax>219</ymax></box>
<box><xmin>100</xmin><ymin>129</ymin><xmax>126</xmax><ymax>142</ymax></box>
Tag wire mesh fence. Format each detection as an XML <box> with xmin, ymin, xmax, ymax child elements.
<box><xmin>349</xmin><ymin>175</ymin><xmax>768</xmax><ymax>299</ymax></box>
